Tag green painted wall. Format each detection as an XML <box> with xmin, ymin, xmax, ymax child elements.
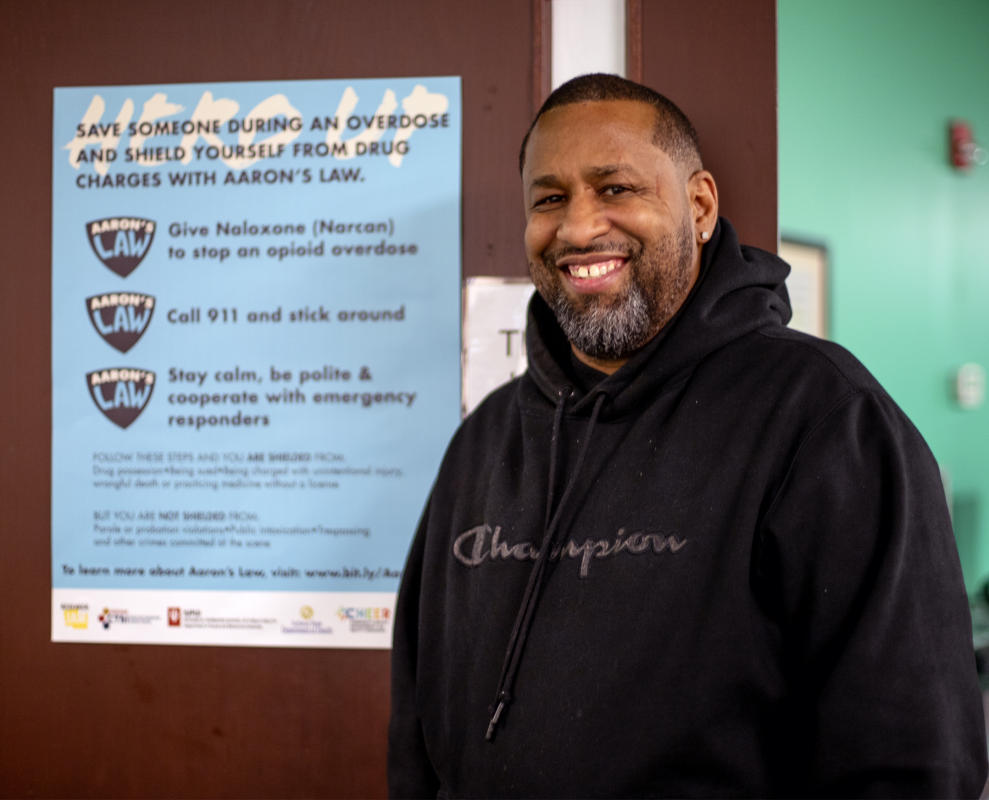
<box><xmin>778</xmin><ymin>0</ymin><xmax>989</xmax><ymax>592</ymax></box>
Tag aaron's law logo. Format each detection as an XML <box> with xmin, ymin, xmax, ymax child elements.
<box><xmin>86</xmin><ymin>292</ymin><xmax>155</xmax><ymax>353</ymax></box>
<box><xmin>86</xmin><ymin>368</ymin><xmax>155</xmax><ymax>429</ymax></box>
<box><xmin>86</xmin><ymin>217</ymin><xmax>156</xmax><ymax>277</ymax></box>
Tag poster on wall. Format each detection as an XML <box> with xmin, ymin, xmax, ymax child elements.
<box><xmin>51</xmin><ymin>77</ymin><xmax>462</xmax><ymax>648</ymax></box>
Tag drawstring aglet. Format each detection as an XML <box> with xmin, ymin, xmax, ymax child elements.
<box><xmin>485</xmin><ymin>692</ymin><xmax>510</xmax><ymax>742</ymax></box>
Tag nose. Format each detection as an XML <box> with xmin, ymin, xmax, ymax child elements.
<box><xmin>556</xmin><ymin>191</ymin><xmax>609</xmax><ymax>248</ymax></box>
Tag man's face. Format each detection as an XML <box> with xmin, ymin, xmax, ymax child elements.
<box><xmin>522</xmin><ymin>100</ymin><xmax>702</xmax><ymax>367</ymax></box>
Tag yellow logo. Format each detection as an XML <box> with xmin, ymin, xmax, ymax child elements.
<box><xmin>63</xmin><ymin>607</ymin><xmax>89</xmax><ymax>629</ymax></box>
<box><xmin>300</xmin><ymin>605</ymin><xmax>314</xmax><ymax>620</ymax></box>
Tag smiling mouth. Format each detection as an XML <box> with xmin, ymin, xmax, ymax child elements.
<box><xmin>560</xmin><ymin>258</ymin><xmax>625</xmax><ymax>279</ymax></box>
<box><xmin>565</xmin><ymin>258</ymin><xmax>624</xmax><ymax>279</ymax></box>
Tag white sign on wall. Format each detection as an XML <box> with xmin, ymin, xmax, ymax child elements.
<box><xmin>461</xmin><ymin>277</ymin><xmax>534</xmax><ymax>416</ymax></box>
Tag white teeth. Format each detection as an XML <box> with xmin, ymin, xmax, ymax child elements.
<box><xmin>568</xmin><ymin>259</ymin><xmax>620</xmax><ymax>279</ymax></box>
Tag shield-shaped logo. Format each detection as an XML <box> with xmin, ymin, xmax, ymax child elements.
<box><xmin>86</xmin><ymin>217</ymin><xmax>156</xmax><ymax>277</ymax></box>
<box><xmin>86</xmin><ymin>368</ymin><xmax>155</xmax><ymax>429</ymax></box>
<box><xmin>85</xmin><ymin>292</ymin><xmax>155</xmax><ymax>353</ymax></box>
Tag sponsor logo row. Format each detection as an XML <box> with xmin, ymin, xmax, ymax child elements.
<box><xmin>60</xmin><ymin>602</ymin><xmax>390</xmax><ymax>635</ymax></box>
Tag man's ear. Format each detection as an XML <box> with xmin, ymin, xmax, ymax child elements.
<box><xmin>688</xmin><ymin>170</ymin><xmax>718</xmax><ymax>243</ymax></box>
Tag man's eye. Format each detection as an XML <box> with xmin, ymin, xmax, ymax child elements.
<box><xmin>603</xmin><ymin>185</ymin><xmax>631</xmax><ymax>196</ymax></box>
<box><xmin>533</xmin><ymin>194</ymin><xmax>564</xmax><ymax>207</ymax></box>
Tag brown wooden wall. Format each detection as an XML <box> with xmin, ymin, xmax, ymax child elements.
<box><xmin>0</xmin><ymin>1</ymin><xmax>775</xmax><ymax>796</ymax></box>
<box><xmin>638</xmin><ymin>0</ymin><xmax>779</xmax><ymax>252</ymax></box>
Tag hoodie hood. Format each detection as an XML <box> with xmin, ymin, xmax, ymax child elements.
<box><xmin>524</xmin><ymin>217</ymin><xmax>792</xmax><ymax>418</ymax></box>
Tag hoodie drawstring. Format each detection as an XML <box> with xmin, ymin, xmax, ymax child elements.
<box><xmin>485</xmin><ymin>389</ymin><xmax>606</xmax><ymax>742</ymax></box>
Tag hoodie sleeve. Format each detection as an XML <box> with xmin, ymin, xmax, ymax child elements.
<box><xmin>388</xmin><ymin>498</ymin><xmax>440</xmax><ymax>800</ymax></box>
<box><xmin>759</xmin><ymin>389</ymin><xmax>987</xmax><ymax>798</ymax></box>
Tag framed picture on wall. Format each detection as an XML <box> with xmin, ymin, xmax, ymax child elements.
<box><xmin>780</xmin><ymin>237</ymin><xmax>829</xmax><ymax>339</ymax></box>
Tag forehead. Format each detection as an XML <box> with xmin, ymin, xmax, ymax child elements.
<box><xmin>523</xmin><ymin>100</ymin><xmax>666</xmax><ymax>181</ymax></box>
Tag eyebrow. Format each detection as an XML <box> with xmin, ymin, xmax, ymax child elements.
<box><xmin>586</xmin><ymin>164</ymin><xmax>634</xmax><ymax>179</ymax></box>
<box><xmin>528</xmin><ymin>163</ymin><xmax>638</xmax><ymax>189</ymax></box>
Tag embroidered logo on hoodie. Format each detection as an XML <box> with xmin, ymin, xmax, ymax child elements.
<box><xmin>453</xmin><ymin>524</ymin><xmax>686</xmax><ymax>578</ymax></box>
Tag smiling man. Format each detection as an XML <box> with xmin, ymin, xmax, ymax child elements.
<box><xmin>389</xmin><ymin>74</ymin><xmax>987</xmax><ymax>798</ymax></box>
<box><xmin>522</xmin><ymin>95</ymin><xmax>712</xmax><ymax>374</ymax></box>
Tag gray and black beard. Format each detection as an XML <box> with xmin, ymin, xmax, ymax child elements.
<box><xmin>547</xmin><ymin>273</ymin><xmax>652</xmax><ymax>360</ymax></box>
<box><xmin>532</xmin><ymin>219</ymin><xmax>695</xmax><ymax>361</ymax></box>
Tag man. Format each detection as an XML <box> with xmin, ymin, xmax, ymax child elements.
<box><xmin>388</xmin><ymin>74</ymin><xmax>987</xmax><ymax>798</ymax></box>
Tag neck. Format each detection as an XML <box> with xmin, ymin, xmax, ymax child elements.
<box><xmin>570</xmin><ymin>345</ymin><xmax>627</xmax><ymax>375</ymax></box>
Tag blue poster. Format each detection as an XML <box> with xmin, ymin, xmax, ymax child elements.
<box><xmin>51</xmin><ymin>77</ymin><xmax>461</xmax><ymax>647</ymax></box>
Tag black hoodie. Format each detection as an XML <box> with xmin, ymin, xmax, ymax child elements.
<box><xmin>388</xmin><ymin>219</ymin><xmax>987</xmax><ymax>798</ymax></box>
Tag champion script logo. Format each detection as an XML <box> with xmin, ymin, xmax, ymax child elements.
<box><xmin>453</xmin><ymin>524</ymin><xmax>687</xmax><ymax>578</ymax></box>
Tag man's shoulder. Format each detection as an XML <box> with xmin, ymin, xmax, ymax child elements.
<box><xmin>740</xmin><ymin>324</ymin><xmax>890</xmax><ymax>399</ymax></box>
<box><xmin>446</xmin><ymin>375</ymin><xmax>526</xmax><ymax>452</ymax></box>
<box><xmin>700</xmin><ymin>323</ymin><xmax>912</xmax><ymax>437</ymax></box>
<box><xmin>463</xmin><ymin>374</ymin><xmax>524</xmax><ymax>422</ymax></box>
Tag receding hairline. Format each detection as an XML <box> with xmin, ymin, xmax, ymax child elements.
<box><xmin>518</xmin><ymin>74</ymin><xmax>703</xmax><ymax>176</ymax></box>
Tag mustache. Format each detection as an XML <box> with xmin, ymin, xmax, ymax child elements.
<box><xmin>542</xmin><ymin>241</ymin><xmax>639</xmax><ymax>267</ymax></box>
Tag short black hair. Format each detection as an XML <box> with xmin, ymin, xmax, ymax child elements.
<box><xmin>518</xmin><ymin>73</ymin><xmax>702</xmax><ymax>175</ymax></box>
